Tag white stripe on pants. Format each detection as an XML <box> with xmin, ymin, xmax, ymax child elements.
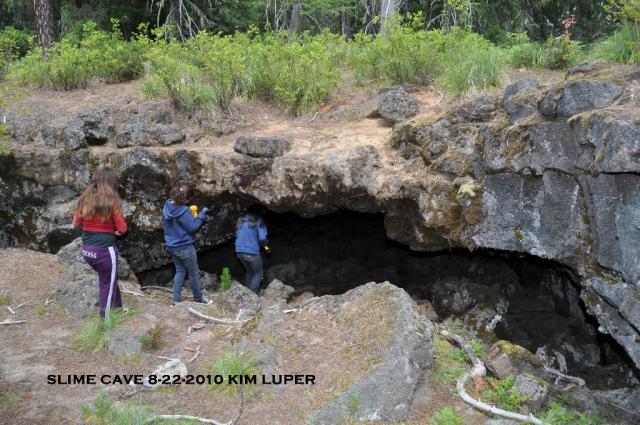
<box><xmin>106</xmin><ymin>246</ymin><xmax>117</xmax><ymax>317</ymax></box>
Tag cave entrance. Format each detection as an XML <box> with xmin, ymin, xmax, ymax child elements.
<box><xmin>138</xmin><ymin>210</ymin><xmax>637</xmax><ymax>389</ymax></box>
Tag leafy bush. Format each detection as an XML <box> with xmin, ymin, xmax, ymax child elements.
<box><xmin>541</xmin><ymin>403</ymin><xmax>605</xmax><ymax>425</ymax></box>
<box><xmin>219</xmin><ymin>266</ymin><xmax>232</xmax><ymax>292</ymax></box>
<box><xmin>0</xmin><ymin>27</ymin><xmax>35</xmax><ymax>78</ymax></box>
<box><xmin>73</xmin><ymin>308</ymin><xmax>134</xmax><ymax>352</ymax></box>
<box><xmin>349</xmin><ymin>19</ymin><xmax>504</xmax><ymax>95</ymax></box>
<box><xmin>0</xmin><ymin>294</ymin><xmax>12</xmax><ymax>305</ymax></box>
<box><xmin>8</xmin><ymin>20</ymin><xmax>148</xmax><ymax>90</ymax></box>
<box><xmin>593</xmin><ymin>24</ymin><xmax>640</xmax><ymax>64</ymax></box>
<box><xmin>429</xmin><ymin>406</ymin><xmax>463</xmax><ymax>425</ymax></box>
<box><xmin>535</xmin><ymin>37</ymin><xmax>585</xmax><ymax>69</ymax></box>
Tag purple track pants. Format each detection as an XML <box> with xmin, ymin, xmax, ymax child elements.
<box><xmin>82</xmin><ymin>245</ymin><xmax>122</xmax><ymax>318</ymax></box>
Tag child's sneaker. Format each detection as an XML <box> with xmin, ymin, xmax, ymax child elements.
<box><xmin>193</xmin><ymin>297</ymin><xmax>211</xmax><ymax>305</ymax></box>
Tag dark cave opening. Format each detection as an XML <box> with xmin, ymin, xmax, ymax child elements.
<box><xmin>137</xmin><ymin>210</ymin><xmax>638</xmax><ymax>389</ymax></box>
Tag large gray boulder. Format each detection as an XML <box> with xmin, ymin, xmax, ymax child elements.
<box><xmin>540</xmin><ymin>79</ymin><xmax>623</xmax><ymax>117</ymax></box>
<box><xmin>234</xmin><ymin>135</ymin><xmax>291</xmax><ymax>158</ymax></box>
<box><xmin>309</xmin><ymin>282</ymin><xmax>433</xmax><ymax>424</ymax></box>
<box><xmin>55</xmin><ymin>274</ymin><xmax>98</xmax><ymax>318</ymax></box>
<box><xmin>116</xmin><ymin>102</ymin><xmax>182</xmax><ymax>147</ymax></box>
<box><xmin>378</xmin><ymin>89</ymin><xmax>421</xmax><ymax>123</ymax></box>
<box><xmin>63</xmin><ymin>107</ymin><xmax>115</xmax><ymax>150</ymax></box>
<box><xmin>485</xmin><ymin>340</ymin><xmax>545</xmax><ymax>379</ymax></box>
<box><xmin>503</xmin><ymin>78</ymin><xmax>539</xmax><ymax>102</ymax></box>
<box><xmin>223</xmin><ymin>282</ymin><xmax>261</xmax><ymax>319</ymax></box>
<box><xmin>261</xmin><ymin>279</ymin><xmax>294</xmax><ymax>303</ymax></box>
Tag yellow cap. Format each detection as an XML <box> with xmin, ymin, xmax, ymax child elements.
<box><xmin>189</xmin><ymin>205</ymin><xmax>198</xmax><ymax>217</ymax></box>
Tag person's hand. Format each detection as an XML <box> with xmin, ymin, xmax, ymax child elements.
<box><xmin>115</xmin><ymin>231</ymin><xmax>123</xmax><ymax>236</ymax></box>
<box><xmin>201</xmin><ymin>207</ymin><xmax>210</xmax><ymax>216</ymax></box>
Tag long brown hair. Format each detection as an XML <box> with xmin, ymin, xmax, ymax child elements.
<box><xmin>169</xmin><ymin>184</ymin><xmax>193</xmax><ymax>205</ymax></box>
<box><xmin>75</xmin><ymin>167</ymin><xmax>122</xmax><ymax>221</ymax></box>
<box><xmin>236</xmin><ymin>205</ymin><xmax>264</xmax><ymax>229</ymax></box>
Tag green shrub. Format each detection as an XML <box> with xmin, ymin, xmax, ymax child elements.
<box><xmin>219</xmin><ymin>267</ymin><xmax>232</xmax><ymax>292</ymax></box>
<box><xmin>347</xmin><ymin>393</ymin><xmax>361</xmax><ymax>415</ymax></box>
<box><xmin>35</xmin><ymin>304</ymin><xmax>46</xmax><ymax>315</ymax></box>
<box><xmin>593</xmin><ymin>24</ymin><xmax>640</xmax><ymax>64</ymax></box>
<box><xmin>140</xmin><ymin>324</ymin><xmax>163</xmax><ymax>350</ymax></box>
<box><xmin>429</xmin><ymin>406</ymin><xmax>463</xmax><ymax>425</ymax></box>
<box><xmin>0</xmin><ymin>294</ymin><xmax>12</xmax><ymax>305</ymax></box>
<box><xmin>8</xmin><ymin>20</ymin><xmax>148</xmax><ymax>90</ymax></box>
<box><xmin>431</xmin><ymin>335</ymin><xmax>469</xmax><ymax>386</ymax></box>
<box><xmin>209</xmin><ymin>352</ymin><xmax>257</xmax><ymax>396</ymax></box>
<box><xmin>481</xmin><ymin>377</ymin><xmax>530</xmax><ymax>411</ymax></box>
<box><xmin>536</xmin><ymin>37</ymin><xmax>585</xmax><ymax>69</ymax></box>
<box><xmin>0</xmin><ymin>27</ymin><xmax>35</xmax><ymax>78</ymax></box>
<box><xmin>347</xmin><ymin>14</ymin><xmax>437</xmax><ymax>86</ymax></box>
<box><xmin>73</xmin><ymin>309</ymin><xmax>134</xmax><ymax>352</ymax></box>
<box><xmin>541</xmin><ymin>402</ymin><xmax>605</xmax><ymax>425</ymax></box>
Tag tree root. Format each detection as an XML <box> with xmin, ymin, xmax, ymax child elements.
<box><xmin>440</xmin><ymin>330</ymin><xmax>543</xmax><ymax>425</ymax></box>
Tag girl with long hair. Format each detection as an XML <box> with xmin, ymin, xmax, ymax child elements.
<box><xmin>162</xmin><ymin>184</ymin><xmax>210</xmax><ymax>305</ymax></box>
<box><xmin>235</xmin><ymin>205</ymin><xmax>269</xmax><ymax>294</ymax></box>
<box><xmin>73</xmin><ymin>167</ymin><xmax>128</xmax><ymax>319</ymax></box>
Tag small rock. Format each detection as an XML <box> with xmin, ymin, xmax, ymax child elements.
<box><xmin>57</xmin><ymin>237</ymin><xmax>130</xmax><ymax>279</ymax></box>
<box><xmin>513</xmin><ymin>374</ymin><xmax>550</xmax><ymax>412</ymax></box>
<box><xmin>78</xmin><ymin>107</ymin><xmax>115</xmax><ymax>144</ymax></box>
<box><xmin>150</xmin><ymin>123</ymin><xmax>185</xmax><ymax>146</ymax></box>
<box><xmin>540</xmin><ymin>79</ymin><xmax>623</xmax><ymax>117</ymax></box>
<box><xmin>106</xmin><ymin>313</ymin><xmax>158</xmax><ymax>357</ymax></box>
<box><xmin>262</xmin><ymin>279</ymin><xmax>294</xmax><ymax>302</ymax></box>
<box><xmin>223</xmin><ymin>282</ymin><xmax>261</xmax><ymax>317</ymax></box>
<box><xmin>485</xmin><ymin>340</ymin><xmax>545</xmax><ymax>379</ymax></box>
<box><xmin>234</xmin><ymin>135</ymin><xmax>291</xmax><ymax>158</ymax></box>
<box><xmin>143</xmin><ymin>358</ymin><xmax>188</xmax><ymax>389</ymax></box>
<box><xmin>63</xmin><ymin>119</ymin><xmax>87</xmax><ymax>150</ymax></box>
<box><xmin>378</xmin><ymin>89</ymin><xmax>421</xmax><ymax>123</ymax></box>
<box><xmin>503</xmin><ymin>78</ymin><xmax>539</xmax><ymax>102</ymax></box>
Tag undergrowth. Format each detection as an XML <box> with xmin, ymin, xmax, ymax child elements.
<box><xmin>429</xmin><ymin>405</ymin><xmax>463</xmax><ymax>425</ymax></box>
<box><xmin>0</xmin><ymin>294</ymin><xmax>12</xmax><ymax>305</ymax></box>
<box><xmin>541</xmin><ymin>402</ymin><xmax>605</xmax><ymax>425</ymax></box>
<box><xmin>480</xmin><ymin>376</ymin><xmax>530</xmax><ymax>411</ymax></box>
<box><xmin>431</xmin><ymin>332</ymin><xmax>485</xmax><ymax>387</ymax></box>
<box><xmin>208</xmin><ymin>352</ymin><xmax>257</xmax><ymax>397</ymax></box>
<box><xmin>219</xmin><ymin>266</ymin><xmax>232</xmax><ymax>292</ymax></box>
<box><xmin>73</xmin><ymin>308</ymin><xmax>136</xmax><ymax>352</ymax></box>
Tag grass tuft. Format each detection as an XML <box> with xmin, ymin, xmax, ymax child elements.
<box><xmin>208</xmin><ymin>352</ymin><xmax>257</xmax><ymax>397</ymax></box>
<box><xmin>73</xmin><ymin>309</ymin><xmax>134</xmax><ymax>353</ymax></box>
<box><xmin>429</xmin><ymin>405</ymin><xmax>463</xmax><ymax>425</ymax></box>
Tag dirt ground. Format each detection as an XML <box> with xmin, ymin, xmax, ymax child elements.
<box><xmin>0</xmin><ymin>248</ymin><xmax>492</xmax><ymax>425</ymax></box>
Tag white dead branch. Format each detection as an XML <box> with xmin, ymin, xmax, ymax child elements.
<box><xmin>187</xmin><ymin>307</ymin><xmax>252</xmax><ymax>325</ymax></box>
<box><xmin>0</xmin><ymin>319</ymin><xmax>26</xmax><ymax>325</ymax></box>
<box><xmin>146</xmin><ymin>389</ymin><xmax>245</xmax><ymax>425</ymax></box>
<box><xmin>440</xmin><ymin>330</ymin><xmax>543</xmax><ymax>425</ymax></box>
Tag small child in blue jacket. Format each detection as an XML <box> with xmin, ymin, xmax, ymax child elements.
<box><xmin>235</xmin><ymin>205</ymin><xmax>269</xmax><ymax>293</ymax></box>
<box><xmin>162</xmin><ymin>184</ymin><xmax>210</xmax><ymax>304</ymax></box>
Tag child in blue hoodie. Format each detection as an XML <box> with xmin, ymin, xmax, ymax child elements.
<box><xmin>235</xmin><ymin>205</ymin><xmax>269</xmax><ymax>293</ymax></box>
<box><xmin>162</xmin><ymin>184</ymin><xmax>210</xmax><ymax>304</ymax></box>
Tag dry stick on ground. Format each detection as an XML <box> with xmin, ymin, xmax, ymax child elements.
<box><xmin>187</xmin><ymin>307</ymin><xmax>252</xmax><ymax>325</ymax></box>
<box><xmin>0</xmin><ymin>319</ymin><xmax>26</xmax><ymax>325</ymax></box>
<box><xmin>120</xmin><ymin>282</ymin><xmax>145</xmax><ymax>297</ymax></box>
<box><xmin>142</xmin><ymin>286</ymin><xmax>194</xmax><ymax>299</ymax></box>
<box><xmin>146</xmin><ymin>389</ymin><xmax>245</xmax><ymax>425</ymax></box>
<box><xmin>543</xmin><ymin>365</ymin><xmax>585</xmax><ymax>387</ymax></box>
<box><xmin>6</xmin><ymin>306</ymin><xmax>15</xmax><ymax>315</ymax></box>
<box><xmin>440</xmin><ymin>330</ymin><xmax>544</xmax><ymax>425</ymax></box>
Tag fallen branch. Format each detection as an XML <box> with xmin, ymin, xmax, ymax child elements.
<box><xmin>187</xmin><ymin>307</ymin><xmax>251</xmax><ymax>326</ymax></box>
<box><xmin>440</xmin><ymin>330</ymin><xmax>543</xmax><ymax>425</ymax></box>
<box><xmin>0</xmin><ymin>319</ymin><xmax>26</xmax><ymax>325</ymax></box>
<box><xmin>13</xmin><ymin>303</ymin><xmax>25</xmax><ymax>309</ymax></box>
<box><xmin>142</xmin><ymin>286</ymin><xmax>194</xmax><ymax>299</ymax></box>
<box><xmin>282</xmin><ymin>308</ymin><xmax>298</xmax><ymax>314</ymax></box>
<box><xmin>120</xmin><ymin>283</ymin><xmax>145</xmax><ymax>297</ymax></box>
<box><xmin>44</xmin><ymin>298</ymin><xmax>52</xmax><ymax>306</ymax></box>
<box><xmin>543</xmin><ymin>365</ymin><xmax>585</xmax><ymax>387</ymax></box>
<box><xmin>6</xmin><ymin>306</ymin><xmax>15</xmax><ymax>315</ymax></box>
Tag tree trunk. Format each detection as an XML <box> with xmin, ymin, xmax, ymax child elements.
<box><xmin>289</xmin><ymin>3</ymin><xmax>302</xmax><ymax>35</ymax></box>
<box><xmin>379</xmin><ymin>0</ymin><xmax>396</xmax><ymax>35</ymax></box>
<box><xmin>33</xmin><ymin>0</ymin><xmax>54</xmax><ymax>49</ymax></box>
<box><xmin>341</xmin><ymin>11</ymin><xmax>352</xmax><ymax>39</ymax></box>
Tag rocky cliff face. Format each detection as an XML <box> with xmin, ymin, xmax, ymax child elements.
<box><xmin>1</xmin><ymin>64</ymin><xmax>639</xmax><ymax>369</ymax></box>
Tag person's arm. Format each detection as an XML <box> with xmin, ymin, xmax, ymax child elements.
<box><xmin>177</xmin><ymin>207</ymin><xmax>208</xmax><ymax>234</ymax></box>
<box><xmin>113</xmin><ymin>209</ymin><xmax>128</xmax><ymax>235</ymax></box>
<box><xmin>72</xmin><ymin>210</ymin><xmax>83</xmax><ymax>230</ymax></box>
<box><xmin>257</xmin><ymin>219</ymin><xmax>268</xmax><ymax>246</ymax></box>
